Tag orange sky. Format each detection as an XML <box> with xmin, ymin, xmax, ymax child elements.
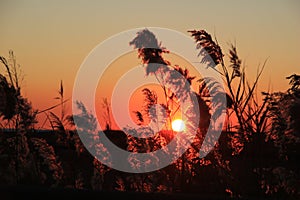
<box><xmin>0</xmin><ymin>0</ymin><xmax>299</xmax><ymax>129</ymax></box>
<box><xmin>95</xmin><ymin>51</ymin><xmax>203</xmax><ymax>129</ymax></box>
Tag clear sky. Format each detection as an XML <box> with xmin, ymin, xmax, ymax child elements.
<box><xmin>0</xmin><ymin>0</ymin><xmax>299</xmax><ymax>129</ymax></box>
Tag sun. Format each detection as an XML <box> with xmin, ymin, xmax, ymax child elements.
<box><xmin>171</xmin><ymin>119</ymin><xmax>185</xmax><ymax>132</ymax></box>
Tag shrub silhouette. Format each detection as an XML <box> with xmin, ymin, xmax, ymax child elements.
<box><xmin>0</xmin><ymin>29</ymin><xmax>299</xmax><ymax>199</ymax></box>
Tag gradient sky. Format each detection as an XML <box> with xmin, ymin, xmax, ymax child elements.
<box><xmin>0</xmin><ymin>0</ymin><xmax>299</xmax><ymax>129</ymax></box>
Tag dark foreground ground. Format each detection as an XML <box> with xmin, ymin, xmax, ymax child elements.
<box><xmin>1</xmin><ymin>130</ymin><xmax>299</xmax><ymax>199</ymax></box>
<box><xmin>0</xmin><ymin>185</ymin><xmax>266</xmax><ymax>200</ymax></box>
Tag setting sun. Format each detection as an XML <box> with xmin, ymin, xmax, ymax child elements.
<box><xmin>172</xmin><ymin>119</ymin><xmax>185</xmax><ymax>132</ymax></box>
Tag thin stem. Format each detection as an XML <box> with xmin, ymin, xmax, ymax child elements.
<box><xmin>0</xmin><ymin>56</ymin><xmax>15</xmax><ymax>88</ymax></box>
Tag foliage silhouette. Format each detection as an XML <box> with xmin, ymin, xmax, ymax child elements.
<box><xmin>0</xmin><ymin>29</ymin><xmax>299</xmax><ymax>199</ymax></box>
<box><xmin>0</xmin><ymin>51</ymin><xmax>63</xmax><ymax>187</ymax></box>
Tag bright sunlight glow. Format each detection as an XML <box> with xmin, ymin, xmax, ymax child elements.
<box><xmin>172</xmin><ymin>119</ymin><xmax>185</xmax><ymax>132</ymax></box>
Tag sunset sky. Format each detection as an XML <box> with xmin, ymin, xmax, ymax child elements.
<box><xmin>1</xmin><ymin>0</ymin><xmax>299</xmax><ymax>129</ymax></box>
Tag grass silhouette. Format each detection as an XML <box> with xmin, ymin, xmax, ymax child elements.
<box><xmin>0</xmin><ymin>28</ymin><xmax>300</xmax><ymax>199</ymax></box>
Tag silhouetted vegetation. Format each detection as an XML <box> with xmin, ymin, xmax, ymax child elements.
<box><xmin>1</xmin><ymin>27</ymin><xmax>299</xmax><ymax>200</ymax></box>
